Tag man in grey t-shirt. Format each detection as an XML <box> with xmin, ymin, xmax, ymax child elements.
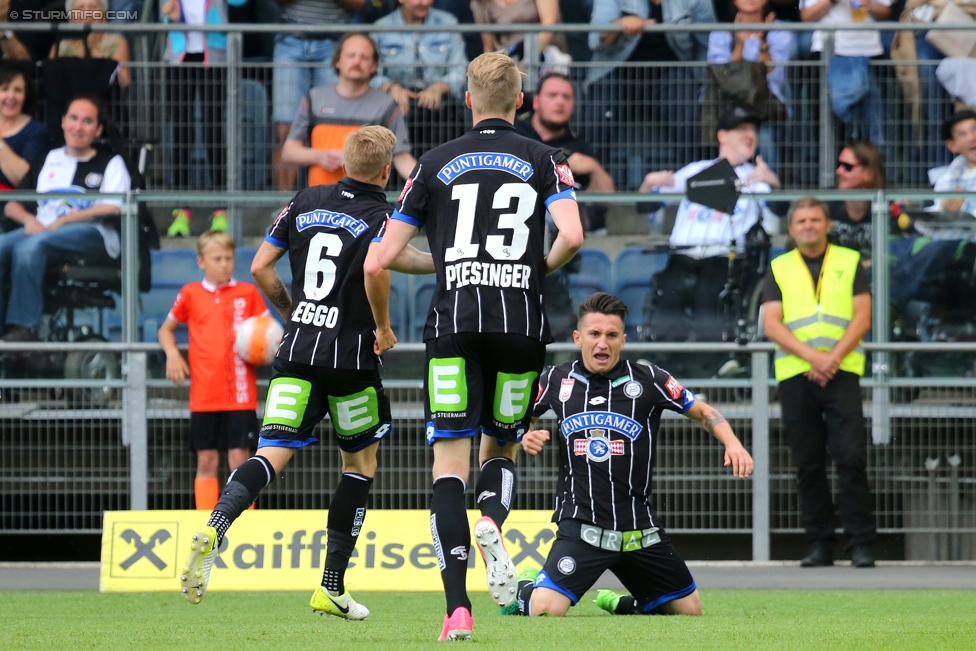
<box><xmin>282</xmin><ymin>32</ymin><xmax>418</xmax><ymax>187</ymax></box>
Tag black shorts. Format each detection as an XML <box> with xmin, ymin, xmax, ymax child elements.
<box><xmin>189</xmin><ymin>410</ymin><xmax>258</xmax><ymax>451</ymax></box>
<box><xmin>535</xmin><ymin>519</ymin><xmax>696</xmax><ymax>612</ymax></box>
<box><xmin>424</xmin><ymin>333</ymin><xmax>546</xmax><ymax>446</ymax></box>
<box><xmin>258</xmin><ymin>358</ymin><xmax>392</xmax><ymax>453</ymax></box>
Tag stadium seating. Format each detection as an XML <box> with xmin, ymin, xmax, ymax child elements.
<box><xmin>411</xmin><ymin>279</ymin><xmax>437</xmax><ymax>342</ymax></box>
<box><xmin>150</xmin><ymin>249</ymin><xmax>201</xmax><ymax>285</ymax></box>
<box><xmin>613</xmin><ymin>248</ymin><xmax>669</xmax><ymax>337</ymax></box>
<box><xmin>567</xmin><ymin>249</ymin><xmax>612</xmax><ymax>311</ymax></box>
<box><xmin>389</xmin><ymin>271</ymin><xmax>409</xmax><ymax>339</ymax></box>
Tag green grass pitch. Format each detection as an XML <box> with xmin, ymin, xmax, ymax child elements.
<box><xmin>4</xmin><ymin>590</ymin><xmax>975</xmax><ymax>650</ymax></box>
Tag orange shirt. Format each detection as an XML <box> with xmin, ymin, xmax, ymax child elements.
<box><xmin>169</xmin><ymin>279</ymin><xmax>268</xmax><ymax>412</ymax></box>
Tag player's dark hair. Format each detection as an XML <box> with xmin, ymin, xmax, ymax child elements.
<box><xmin>578</xmin><ymin>292</ymin><xmax>628</xmax><ymax>324</ymax></box>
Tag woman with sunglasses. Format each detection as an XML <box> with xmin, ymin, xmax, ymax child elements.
<box><xmin>829</xmin><ymin>140</ymin><xmax>885</xmax><ymax>268</ymax></box>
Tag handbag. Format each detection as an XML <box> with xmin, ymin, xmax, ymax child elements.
<box><xmin>925</xmin><ymin>1</ymin><xmax>976</xmax><ymax>58</ymax></box>
<box><xmin>705</xmin><ymin>61</ymin><xmax>787</xmax><ymax>125</ymax></box>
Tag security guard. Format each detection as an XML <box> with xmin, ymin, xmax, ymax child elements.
<box><xmin>761</xmin><ymin>196</ymin><xmax>876</xmax><ymax>569</ymax></box>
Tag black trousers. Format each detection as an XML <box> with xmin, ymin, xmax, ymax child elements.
<box><xmin>166</xmin><ymin>55</ymin><xmax>227</xmax><ymax>190</ymax></box>
<box><xmin>779</xmin><ymin>371</ymin><xmax>876</xmax><ymax>550</ymax></box>
<box><xmin>646</xmin><ymin>254</ymin><xmax>729</xmax><ymax>342</ymax></box>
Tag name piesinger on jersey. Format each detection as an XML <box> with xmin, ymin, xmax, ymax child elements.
<box><xmin>560</xmin><ymin>412</ymin><xmax>642</xmax><ymax>440</ymax></box>
<box><xmin>445</xmin><ymin>260</ymin><xmax>532</xmax><ymax>291</ymax></box>
<box><xmin>295</xmin><ymin>209</ymin><xmax>368</xmax><ymax>237</ymax></box>
<box><xmin>436</xmin><ymin>152</ymin><xmax>534</xmax><ymax>185</ymax></box>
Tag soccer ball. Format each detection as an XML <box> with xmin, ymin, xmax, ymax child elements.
<box><xmin>234</xmin><ymin>315</ymin><xmax>284</xmax><ymax>366</ymax></box>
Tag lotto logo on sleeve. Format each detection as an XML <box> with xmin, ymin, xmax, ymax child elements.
<box><xmin>262</xmin><ymin>378</ymin><xmax>312</xmax><ymax>429</ymax></box>
<box><xmin>328</xmin><ymin>388</ymin><xmax>380</xmax><ymax>437</ymax></box>
<box><xmin>493</xmin><ymin>371</ymin><xmax>537</xmax><ymax>424</ymax></box>
<box><xmin>429</xmin><ymin>358</ymin><xmax>468</xmax><ymax>412</ymax></box>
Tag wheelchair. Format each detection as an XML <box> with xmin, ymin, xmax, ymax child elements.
<box><xmin>0</xmin><ymin>139</ymin><xmax>158</xmax><ymax>404</ymax></box>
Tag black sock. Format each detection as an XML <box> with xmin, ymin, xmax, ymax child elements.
<box><xmin>616</xmin><ymin>595</ymin><xmax>639</xmax><ymax>615</ymax></box>
<box><xmin>430</xmin><ymin>475</ymin><xmax>471</xmax><ymax>615</ymax></box>
<box><xmin>208</xmin><ymin>455</ymin><xmax>275</xmax><ymax>544</ymax></box>
<box><xmin>475</xmin><ymin>457</ymin><xmax>516</xmax><ymax>529</ymax></box>
<box><xmin>516</xmin><ymin>579</ymin><xmax>535</xmax><ymax>616</ymax></box>
<box><xmin>322</xmin><ymin>472</ymin><xmax>373</xmax><ymax>594</ymax></box>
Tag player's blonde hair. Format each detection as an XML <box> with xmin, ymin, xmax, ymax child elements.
<box><xmin>344</xmin><ymin>126</ymin><xmax>396</xmax><ymax>180</ymax></box>
<box><xmin>467</xmin><ymin>52</ymin><xmax>522</xmax><ymax>116</ymax></box>
<box><xmin>197</xmin><ymin>230</ymin><xmax>236</xmax><ymax>256</ymax></box>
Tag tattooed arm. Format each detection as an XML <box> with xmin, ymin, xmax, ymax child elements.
<box><xmin>251</xmin><ymin>242</ymin><xmax>292</xmax><ymax>322</ymax></box>
<box><xmin>684</xmin><ymin>399</ymin><xmax>754</xmax><ymax>478</ymax></box>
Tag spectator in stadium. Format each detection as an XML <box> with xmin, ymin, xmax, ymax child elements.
<box><xmin>800</xmin><ymin>0</ymin><xmax>891</xmax><ymax>146</ymax></box>
<box><xmin>272</xmin><ymin>0</ymin><xmax>365</xmax><ymax>192</ymax></box>
<box><xmin>828</xmin><ymin>140</ymin><xmax>884</xmax><ymax>266</ymax></box>
<box><xmin>0</xmin><ymin>62</ymin><xmax>50</xmax><ymax>201</ymax></box>
<box><xmin>470</xmin><ymin>0</ymin><xmax>566</xmax><ymax>64</ymax></box>
<box><xmin>933</xmin><ymin>110</ymin><xmax>976</xmax><ymax>216</ymax></box>
<box><xmin>0</xmin><ymin>95</ymin><xmax>130</xmax><ymax>341</ymax></box>
<box><xmin>158</xmin><ymin>231</ymin><xmax>265</xmax><ymax>511</ymax></box>
<box><xmin>0</xmin><ymin>0</ymin><xmax>32</xmax><ymax>61</ymax></box>
<box><xmin>160</xmin><ymin>0</ymin><xmax>239</xmax><ymax>235</ymax></box>
<box><xmin>706</xmin><ymin>0</ymin><xmax>793</xmax><ymax>172</ymax></box>
<box><xmin>373</xmin><ymin>0</ymin><xmax>469</xmax><ymax>152</ymax></box>
<box><xmin>639</xmin><ymin>106</ymin><xmax>780</xmax><ymax>343</ymax></box>
<box><xmin>180</xmin><ymin>126</ymin><xmax>435</xmax><ymax>617</ymax></box>
<box><xmin>281</xmin><ymin>33</ymin><xmax>417</xmax><ymax>186</ymax></box>
<box><xmin>762</xmin><ymin>197</ymin><xmax>876</xmax><ymax>569</ymax></box>
<box><xmin>505</xmin><ymin>292</ymin><xmax>752</xmax><ymax>617</ymax></box>
<box><xmin>587</xmin><ymin>0</ymin><xmax>715</xmax><ymax>187</ymax></box>
<box><xmin>515</xmin><ymin>71</ymin><xmax>615</xmax><ymax>339</ymax></box>
<box><xmin>50</xmin><ymin>0</ymin><xmax>131</xmax><ymax>89</ymax></box>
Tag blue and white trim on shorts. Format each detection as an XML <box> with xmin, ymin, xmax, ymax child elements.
<box><xmin>533</xmin><ymin>569</ymin><xmax>580</xmax><ymax>604</ymax></box>
<box><xmin>641</xmin><ymin>581</ymin><xmax>698</xmax><ymax>613</ymax></box>
<box><xmin>257</xmin><ymin>436</ymin><xmax>319</xmax><ymax>449</ymax></box>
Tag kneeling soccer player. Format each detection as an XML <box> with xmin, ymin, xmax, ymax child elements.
<box><xmin>179</xmin><ymin>126</ymin><xmax>433</xmax><ymax>619</ymax></box>
<box><xmin>509</xmin><ymin>292</ymin><xmax>754</xmax><ymax>616</ymax></box>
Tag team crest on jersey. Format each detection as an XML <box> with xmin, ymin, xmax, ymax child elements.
<box><xmin>665</xmin><ymin>376</ymin><xmax>684</xmax><ymax>400</ymax></box>
<box><xmin>623</xmin><ymin>381</ymin><xmax>643</xmax><ymax>399</ymax></box>
<box><xmin>84</xmin><ymin>172</ymin><xmax>102</xmax><ymax>188</ymax></box>
<box><xmin>559</xmin><ymin>378</ymin><xmax>574</xmax><ymax>402</ymax></box>
<box><xmin>574</xmin><ymin>435</ymin><xmax>624</xmax><ymax>462</ymax></box>
<box><xmin>555</xmin><ymin>163</ymin><xmax>574</xmax><ymax>188</ymax></box>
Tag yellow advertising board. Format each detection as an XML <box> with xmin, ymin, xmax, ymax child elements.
<box><xmin>100</xmin><ymin>510</ymin><xmax>555</xmax><ymax>593</ymax></box>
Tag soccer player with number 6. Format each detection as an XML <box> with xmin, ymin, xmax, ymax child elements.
<box><xmin>179</xmin><ymin>126</ymin><xmax>434</xmax><ymax>618</ymax></box>
<box><xmin>366</xmin><ymin>52</ymin><xmax>584</xmax><ymax>641</ymax></box>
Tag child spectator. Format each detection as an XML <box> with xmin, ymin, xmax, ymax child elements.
<box><xmin>157</xmin><ymin>231</ymin><xmax>268</xmax><ymax>510</ymax></box>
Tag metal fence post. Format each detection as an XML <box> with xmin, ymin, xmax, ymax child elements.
<box><xmin>871</xmin><ymin>191</ymin><xmax>891</xmax><ymax>444</ymax></box>
<box><xmin>751</xmin><ymin>350</ymin><xmax>770</xmax><ymax>561</ymax></box>
<box><xmin>124</xmin><ymin>351</ymin><xmax>149</xmax><ymax>510</ymax></box>
<box><xmin>121</xmin><ymin>194</ymin><xmax>139</xmax><ymax>344</ymax></box>
<box><xmin>522</xmin><ymin>32</ymin><xmax>540</xmax><ymax>101</ymax></box>
<box><xmin>819</xmin><ymin>32</ymin><xmax>835</xmax><ymax>189</ymax></box>
<box><xmin>226</xmin><ymin>31</ymin><xmax>243</xmax><ymax>244</ymax></box>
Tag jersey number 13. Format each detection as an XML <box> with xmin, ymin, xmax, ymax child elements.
<box><xmin>445</xmin><ymin>182</ymin><xmax>537</xmax><ymax>263</ymax></box>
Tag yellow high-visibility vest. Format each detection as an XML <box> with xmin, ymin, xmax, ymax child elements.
<box><xmin>770</xmin><ymin>244</ymin><xmax>865</xmax><ymax>382</ymax></box>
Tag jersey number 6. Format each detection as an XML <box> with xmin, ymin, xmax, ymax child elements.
<box><xmin>445</xmin><ymin>182</ymin><xmax>537</xmax><ymax>263</ymax></box>
<box><xmin>304</xmin><ymin>232</ymin><xmax>342</xmax><ymax>300</ymax></box>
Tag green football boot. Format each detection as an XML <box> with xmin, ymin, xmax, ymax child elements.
<box><xmin>167</xmin><ymin>208</ymin><xmax>191</xmax><ymax>237</ymax></box>
<box><xmin>310</xmin><ymin>586</ymin><xmax>370</xmax><ymax>620</ymax></box>
<box><xmin>210</xmin><ymin>209</ymin><xmax>229</xmax><ymax>232</ymax></box>
<box><xmin>595</xmin><ymin>589</ymin><xmax>622</xmax><ymax>615</ymax></box>
<box><xmin>499</xmin><ymin>566</ymin><xmax>539</xmax><ymax>615</ymax></box>
<box><xmin>180</xmin><ymin>526</ymin><xmax>218</xmax><ymax>604</ymax></box>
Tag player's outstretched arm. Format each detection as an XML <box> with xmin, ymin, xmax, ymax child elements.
<box><xmin>251</xmin><ymin>241</ymin><xmax>291</xmax><ymax>322</ymax></box>
<box><xmin>546</xmin><ymin>198</ymin><xmax>584</xmax><ymax>275</ymax></box>
<box><xmin>684</xmin><ymin>399</ymin><xmax>754</xmax><ymax>478</ymax></box>
<box><xmin>370</xmin><ymin>218</ymin><xmax>419</xmax><ymax>272</ymax></box>
<box><xmin>157</xmin><ymin>317</ymin><xmax>189</xmax><ymax>386</ymax></box>
<box><xmin>389</xmin><ymin>245</ymin><xmax>435</xmax><ymax>275</ymax></box>
<box><xmin>364</xmin><ymin>243</ymin><xmax>396</xmax><ymax>355</ymax></box>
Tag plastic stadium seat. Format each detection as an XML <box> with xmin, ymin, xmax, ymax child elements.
<box><xmin>613</xmin><ymin>248</ymin><xmax>669</xmax><ymax>294</ymax></box>
<box><xmin>570</xmin><ymin>281</ymin><xmax>603</xmax><ymax>313</ymax></box>
<box><xmin>150</xmin><ymin>249</ymin><xmax>200</xmax><ymax>285</ymax></box>
<box><xmin>616</xmin><ymin>281</ymin><xmax>651</xmax><ymax>338</ymax></box>
<box><xmin>235</xmin><ymin>247</ymin><xmax>259</xmax><ymax>284</ymax></box>
<box><xmin>140</xmin><ymin>284</ymin><xmax>185</xmax><ymax>343</ymax></box>
<box><xmin>411</xmin><ymin>280</ymin><xmax>436</xmax><ymax>342</ymax></box>
<box><xmin>569</xmin><ymin>249</ymin><xmax>612</xmax><ymax>292</ymax></box>
<box><xmin>389</xmin><ymin>271</ymin><xmax>409</xmax><ymax>338</ymax></box>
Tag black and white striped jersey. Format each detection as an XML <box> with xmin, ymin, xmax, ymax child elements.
<box><xmin>532</xmin><ymin>359</ymin><xmax>696</xmax><ymax>531</ymax></box>
<box><xmin>265</xmin><ymin>177</ymin><xmax>390</xmax><ymax>370</ymax></box>
<box><xmin>392</xmin><ymin>118</ymin><xmax>576</xmax><ymax>343</ymax></box>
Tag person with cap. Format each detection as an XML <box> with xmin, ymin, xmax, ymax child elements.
<box><xmin>761</xmin><ymin>196</ymin><xmax>875</xmax><ymax>569</ymax></box>
<box><xmin>638</xmin><ymin>106</ymin><xmax>781</xmax><ymax>343</ymax></box>
<box><xmin>933</xmin><ymin>110</ymin><xmax>976</xmax><ymax>217</ymax></box>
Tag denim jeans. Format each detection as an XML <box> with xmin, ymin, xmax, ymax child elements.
<box><xmin>272</xmin><ymin>35</ymin><xmax>337</xmax><ymax>124</ymax></box>
<box><xmin>0</xmin><ymin>224</ymin><xmax>109</xmax><ymax>330</ymax></box>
